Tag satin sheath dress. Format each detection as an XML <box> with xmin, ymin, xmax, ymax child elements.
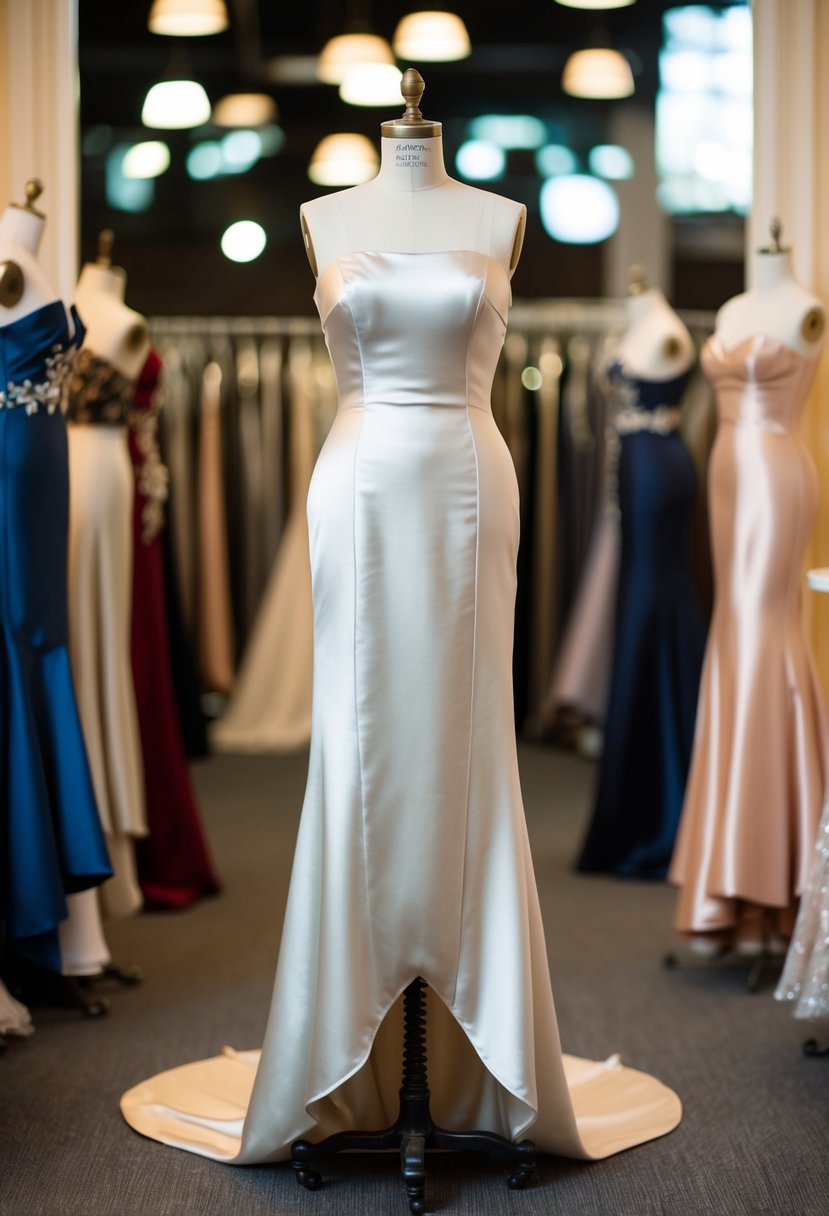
<box><xmin>671</xmin><ymin>334</ymin><xmax>828</xmax><ymax>938</ymax></box>
<box><xmin>121</xmin><ymin>249</ymin><xmax>680</xmax><ymax>1163</ymax></box>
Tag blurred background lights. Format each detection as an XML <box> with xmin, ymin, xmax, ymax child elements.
<box><xmin>211</xmin><ymin>93</ymin><xmax>277</xmax><ymax>128</ymax></box>
<box><xmin>468</xmin><ymin>114</ymin><xmax>546</xmax><ymax>150</ymax></box>
<box><xmin>122</xmin><ymin>140</ymin><xmax>170</xmax><ymax>179</ymax></box>
<box><xmin>106</xmin><ymin>146</ymin><xmax>155</xmax><ymax>212</ymax></box>
<box><xmin>392</xmin><ymin>11</ymin><xmax>471</xmax><ymax>61</ymax></box>
<box><xmin>521</xmin><ymin>366</ymin><xmax>543</xmax><ymax>391</ymax></box>
<box><xmin>562</xmin><ymin>48</ymin><xmax>635</xmax><ymax>99</ymax></box>
<box><xmin>540</xmin><ymin>175</ymin><xmax>620</xmax><ymax>244</ymax></box>
<box><xmin>535</xmin><ymin>144</ymin><xmax>578</xmax><ymax>177</ymax></box>
<box><xmin>588</xmin><ymin>144</ymin><xmax>634</xmax><ymax>179</ymax></box>
<box><xmin>187</xmin><ymin>141</ymin><xmax>223</xmax><ymax>180</ymax></box>
<box><xmin>221</xmin><ymin>220</ymin><xmax>267</xmax><ymax>263</ymax></box>
<box><xmin>340</xmin><ymin>63</ymin><xmax>404</xmax><ymax>106</ymax></box>
<box><xmin>317</xmin><ymin>33</ymin><xmax>395</xmax><ymax>85</ymax></box>
<box><xmin>455</xmin><ymin>140</ymin><xmax>506</xmax><ymax>181</ymax></box>
<box><xmin>308</xmin><ymin>133</ymin><xmax>379</xmax><ymax>186</ymax></box>
<box><xmin>220</xmin><ymin>129</ymin><xmax>261</xmax><ymax>172</ymax></box>
<box><xmin>554</xmin><ymin>0</ymin><xmax>635</xmax><ymax>8</ymax></box>
<box><xmin>142</xmin><ymin>78</ymin><xmax>211</xmax><ymax>129</ymax></box>
<box><xmin>656</xmin><ymin>4</ymin><xmax>752</xmax><ymax>215</ymax></box>
<box><xmin>148</xmin><ymin>0</ymin><xmax>228</xmax><ymax>36</ymax></box>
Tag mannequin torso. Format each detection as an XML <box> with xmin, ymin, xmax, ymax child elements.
<box><xmin>74</xmin><ymin>263</ymin><xmax>150</xmax><ymax>380</ymax></box>
<box><xmin>715</xmin><ymin>248</ymin><xmax>824</xmax><ymax>358</ymax></box>
<box><xmin>0</xmin><ymin>204</ymin><xmax>59</xmax><ymax>324</ymax></box>
<box><xmin>615</xmin><ymin>287</ymin><xmax>694</xmax><ymax>380</ymax></box>
<box><xmin>301</xmin><ymin>136</ymin><xmax>526</xmax><ymax>283</ymax></box>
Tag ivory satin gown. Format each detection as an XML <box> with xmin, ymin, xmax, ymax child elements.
<box><xmin>671</xmin><ymin>334</ymin><xmax>828</xmax><ymax>938</ymax></box>
<box><xmin>121</xmin><ymin>249</ymin><xmax>681</xmax><ymax>1162</ymax></box>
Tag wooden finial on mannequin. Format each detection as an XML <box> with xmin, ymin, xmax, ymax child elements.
<box><xmin>20</xmin><ymin>178</ymin><xmax>45</xmax><ymax>216</ymax></box>
<box><xmin>381</xmin><ymin>68</ymin><xmax>442</xmax><ymax>138</ymax></box>
<box><xmin>627</xmin><ymin>263</ymin><xmax>648</xmax><ymax>296</ymax></box>
<box><xmin>97</xmin><ymin>228</ymin><xmax>115</xmax><ymax>267</ymax></box>
<box><xmin>759</xmin><ymin>215</ymin><xmax>790</xmax><ymax>255</ymax></box>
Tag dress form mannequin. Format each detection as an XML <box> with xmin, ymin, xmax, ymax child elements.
<box><xmin>0</xmin><ymin>180</ymin><xmax>58</xmax><ymax>323</ymax></box>
<box><xmin>301</xmin><ymin>69</ymin><xmax>526</xmax><ymax>281</ymax></box>
<box><xmin>0</xmin><ymin>182</ymin><xmax>113</xmax><ymax>993</ymax></box>
<box><xmin>715</xmin><ymin>219</ymin><xmax>824</xmax><ymax>357</ymax></box>
<box><xmin>74</xmin><ymin>231</ymin><xmax>150</xmax><ymax>378</ymax></box>
<box><xmin>66</xmin><ymin>229</ymin><xmax>148</xmax><ymax>922</ymax></box>
<box><xmin>670</xmin><ymin>218</ymin><xmax>827</xmax><ymax>958</ymax></box>
<box><xmin>616</xmin><ymin>267</ymin><xmax>695</xmax><ymax>380</ymax></box>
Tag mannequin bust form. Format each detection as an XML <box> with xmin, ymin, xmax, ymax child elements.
<box><xmin>300</xmin><ymin>69</ymin><xmax>526</xmax><ymax>283</ymax></box>
<box><xmin>0</xmin><ymin>180</ymin><xmax>59</xmax><ymax>323</ymax></box>
<box><xmin>715</xmin><ymin>219</ymin><xmax>825</xmax><ymax>358</ymax></box>
<box><xmin>615</xmin><ymin>266</ymin><xmax>694</xmax><ymax>381</ymax></box>
<box><xmin>75</xmin><ymin>230</ymin><xmax>150</xmax><ymax>380</ymax></box>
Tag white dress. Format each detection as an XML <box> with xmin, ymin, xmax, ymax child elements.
<box><xmin>121</xmin><ymin>249</ymin><xmax>681</xmax><ymax>1162</ymax></box>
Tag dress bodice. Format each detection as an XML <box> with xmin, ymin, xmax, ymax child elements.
<box><xmin>313</xmin><ymin>250</ymin><xmax>510</xmax><ymax>412</ymax></box>
<box><xmin>604</xmin><ymin>360</ymin><xmax>692</xmax><ymax>435</ymax></box>
<box><xmin>66</xmin><ymin>347</ymin><xmax>135</xmax><ymax>425</ymax></box>
<box><xmin>701</xmin><ymin>333</ymin><xmax>819</xmax><ymax>433</ymax></box>
<box><xmin>0</xmin><ymin>300</ymin><xmax>84</xmax><ymax>414</ymax></box>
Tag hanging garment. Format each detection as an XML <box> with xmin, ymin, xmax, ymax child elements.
<box><xmin>776</xmin><ymin>793</ymin><xmax>829</xmax><ymax>1018</ymax></box>
<box><xmin>0</xmin><ymin>303</ymin><xmax>111</xmax><ymax>971</ymax></box>
<box><xmin>129</xmin><ymin>348</ymin><xmax>220</xmax><ymax>910</ymax></box>
<box><xmin>578</xmin><ymin>362</ymin><xmax>706</xmax><ymax>878</ymax></box>
<box><xmin>196</xmin><ymin>357</ymin><xmax>236</xmax><ymax>695</ymax></box>
<box><xmin>122</xmin><ymin>247</ymin><xmax>680</xmax><ymax>1162</ymax></box>
<box><xmin>671</xmin><ymin>334</ymin><xmax>828</xmax><ymax>941</ymax></box>
<box><xmin>66</xmin><ymin>348</ymin><xmax>147</xmax><ymax>920</ymax></box>
<box><xmin>211</xmin><ymin>338</ymin><xmax>321</xmax><ymax>752</ymax></box>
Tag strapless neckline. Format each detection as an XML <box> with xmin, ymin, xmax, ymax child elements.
<box><xmin>704</xmin><ymin>331</ymin><xmax>819</xmax><ymax>365</ymax></box>
<box><xmin>314</xmin><ymin>248</ymin><xmax>511</xmax><ymax>312</ymax></box>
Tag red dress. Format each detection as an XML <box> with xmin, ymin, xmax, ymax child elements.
<box><xmin>130</xmin><ymin>349</ymin><xmax>220</xmax><ymax>909</ymax></box>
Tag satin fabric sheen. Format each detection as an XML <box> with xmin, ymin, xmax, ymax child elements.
<box><xmin>129</xmin><ymin>349</ymin><xmax>220</xmax><ymax>910</ymax></box>
<box><xmin>67</xmin><ymin>356</ymin><xmax>147</xmax><ymax>919</ymax></box>
<box><xmin>671</xmin><ymin>334</ymin><xmax>828</xmax><ymax>936</ymax></box>
<box><xmin>0</xmin><ymin>302</ymin><xmax>111</xmax><ymax>970</ymax></box>
<box><xmin>121</xmin><ymin>250</ymin><xmax>680</xmax><ymax>1161</ymax></box>
<box><xmin>578</xmin><ymin>364</ymin><xmax>706</xmax><ymax>878</ymax></box>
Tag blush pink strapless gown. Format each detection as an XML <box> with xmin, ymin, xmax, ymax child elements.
<box><xmin>670</xmin><ymin>333</ymin><xmax>828</xmax><ymax>941</ymax></box>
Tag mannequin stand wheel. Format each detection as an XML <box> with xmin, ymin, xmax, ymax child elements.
<box><xmin>803</xmin><ymin>1039</ymin><xmax>829</xmax><ymax>1059</ymax></box>
<box><xmin>291</xmin><ymin>977</ymin><xmax>536</xmax><ymax>1214</ymax></box>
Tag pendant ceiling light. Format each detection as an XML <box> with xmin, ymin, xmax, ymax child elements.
<box><xmin>142</xmin><ymin>78</ymin><xmax>212</xmax><ymax>128</ymax></box>
<box><xmin>340</xmin><ymin>63</ymin><xmax>404</xmax><ymax>106</ymax></box>
<box><xmin>308</xmin><ymin>133</ymin><xmax>379</xmax><ymax>186</ymax></box>
<box><xmin>212</xmin><ymin>93</ymin><xmax>277</xmax><ymax>128</ymax></box>
<box><xmin>148</xmin><ymin>0</ymin><xmax>229</xmax><ymax>36</ymax></box>
<box><xmin>562</xmin><ymin>46</ymin><xmax>634</xmax><ymax>99</ymax></box>
<box><xmin>554</xmin><ymin>1</ymin><xmax>635</xmax><ymax>9</ymax></box>
<box><xmin>317</xmin><ymin>31</ymin><xmax>395</xmax><ymax>85</ymax></box>
<box><xmin>392</xmin><ymin>11</ymin><xmax>471</xmax><ymax>62</ymax></box>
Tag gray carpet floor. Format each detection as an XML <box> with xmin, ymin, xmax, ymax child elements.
<box><xmin>2</xmin><ymin>744</ymin><xmax>828</xmax><ymax>1216</ymax></box>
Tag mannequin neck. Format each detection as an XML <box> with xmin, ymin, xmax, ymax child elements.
<box><xmin>77</xmin><ymin>262</ymin><xmax>127</xmax><ymax>302</ymax></box>
<box><xmin>752</xmin><ymin>248</ymin><xmax>796</xmax><ymax>292</ymax></box>
<box><xmin>373</xmin><ymin>135</ymin><xmax>449</xmax><ymax>192</ymax></box>
<box><xmin>626</xmin><ymin>286</ymin><xmax>669</xmax><ymax>328</ymax></box>
<box><xmin>0</xmin><ymin>205</ymin><xmax>45</xmax><ymax>255</ymax></box>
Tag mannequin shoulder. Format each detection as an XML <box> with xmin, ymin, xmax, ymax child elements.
<box><xmin>0</xmin><ymin>244</ymin><xmax>59</xmax><ymax>323</ymax></box>
<box><xmin>300</xmin><ymin>188</ymin><xmax>363</xmax><ymax>278</ymax></box>
<box><xmin>78</xmin><ymin>298</ymin><xmax>150</xmax><ymax>379</ymax></box>
<box><xmin>456</xmin><ymin>184</ymin><xmax>526</xmax><ymax>275</ymax></box>
<box><xmin>716</xmin><ymin>285</ymin><xmax>825</xmax><ymax>357</ymax></box>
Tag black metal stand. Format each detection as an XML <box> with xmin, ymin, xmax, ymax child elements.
<box><xmin>291</xmin><ymin>976</ymin><xmax>536</xmax><ymax>1214</ymax></box>
<box><xmin>3</xmin><ymin>953</ymin><xmax>144</xmax><ymax>1019</ymax></box>
<box><xmin>803</xmin><ymin>1038</ymin><xmax>829</xmax><ymax>1059</ymax></box>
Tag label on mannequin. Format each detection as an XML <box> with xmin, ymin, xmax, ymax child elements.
<box><xmin>394</xmin><ymin>142</ymin><xmax>431</xmax><ymax>169</ymax></box>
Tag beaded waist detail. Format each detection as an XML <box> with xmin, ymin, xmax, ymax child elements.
<box><xmin>615</xmin><ymin>405</ymin><xmax>683</xmax><ymax>436</ymax></box>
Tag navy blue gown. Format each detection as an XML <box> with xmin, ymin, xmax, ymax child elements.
<box><xmin>577</xmin><ymin>361</ymin><xmax>706</xmax><ymax>878</ymax></box>
<box><xmin>0</xmin><ymin>301</ymin><xmax>111</xmax><ymax>970</ymax></box>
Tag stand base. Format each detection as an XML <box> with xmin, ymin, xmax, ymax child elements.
<box><xmin>291</xmin><ymin>976</ymin><xmax>536</xmax><ymax>1213</ymax></box>
<box><xmin>292</xmin><ymin>1126</ymin><xmax>536</xmax><ymax>1215</ymax></box>
<box><xmin>663</xmin><ymin>947</ymin><xmax>780</xmax><ymax>993</ymax></box>
<box><xmin>803</xmin><ymin>1038</ymin><xmax>829</xmax><ymax>1059</ymax></box>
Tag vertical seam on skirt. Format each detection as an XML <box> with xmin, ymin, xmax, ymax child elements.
<box><xmin>453</xmin><ymin>403</ymin><xmax>480</xmax><ymax>1006</ymax></box>
<box><xmin>350</xmin><ymin>408</ymin><xmax>373</xmax><ymax>963</ymax></box>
